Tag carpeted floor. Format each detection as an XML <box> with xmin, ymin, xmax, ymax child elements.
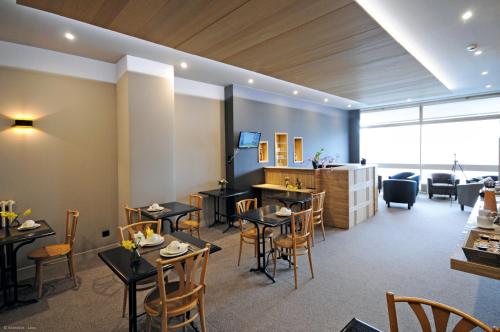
<box><xmin>1</xmin><ymin>195</ymin><xmax>499</xmax><ymax>331</ymax></box>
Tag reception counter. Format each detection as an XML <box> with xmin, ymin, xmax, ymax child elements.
<box><xmin>254</xmin><ymin>164</ymin><xmax>378</xmax><ymax>229</ymax></box>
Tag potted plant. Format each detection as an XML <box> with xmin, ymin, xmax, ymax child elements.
<box><xmin>309</xmin><ymin>148</ymin><xmax>325</xmax><ymax>169</ymax></box>
<box><xmin>0</xmin><ymin>208</ymin><xmax>32</xmax><ymax>230</ymax></box>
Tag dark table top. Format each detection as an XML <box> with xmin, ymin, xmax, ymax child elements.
<box><xmin>269</xmin><ymin>191</ymin><xmax>312</xmax><ymax>204</ymax></box>
<box><xmin>198</xmin><ymin>188</ymin><xmax>249</xmax><ymax>198</ymax></box>
<box><xmin>340</xmin><ymin>318</ymin><xmax>383</xmax><ymax>332</ymax></box>
<box><xmin>235</xmin><ymin>205</ymin><xmax>292</xmax><ymax>227</ymax></box>
<box><xmin>139</xmin><ymin>201</ymin><xmax>200</xmax><ymax>220</ymax></box>
<box><xmin>0</xmin><ymin>220</ymin><xmax>55</xmax><ymax>246</ymax></box>
<box><xmin>98</xmin><ymin>231</ymin><xmax>221</xmax><ymax>284</ymax></box>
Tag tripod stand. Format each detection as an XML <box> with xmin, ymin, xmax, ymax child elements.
<box><xmin>450</xmin><ymin>153</ymin><xmax>467</xmax><ymax>204</ymax></box>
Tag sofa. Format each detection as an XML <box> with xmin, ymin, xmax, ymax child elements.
<box><xmin>383</xmin><ymin>172</ymin><xmax>420</xmax><ymax>209</ymax></box>
<box><xmin>457</xmin><ymin>183</ymin><xmax>484</xmax><ymax>211</ymax></box>
<box><xmin>427</xmin><ymin>173</ymin><xmax>459</xmax><ymax>200</ymax></box>
<box><xmin>466</xmin><ymin>175</ymin><xmax>498</xmax><ymax>183</ymax></box>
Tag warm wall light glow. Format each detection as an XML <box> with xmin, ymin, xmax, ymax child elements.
<box><xmin>461</xmin><ymin>10</ymin><xmax>473</xmax><ymax>21</ymax></box>
<box><xmin>13</xmin><ymin>119</ymin><xmax>33</xmax><ymax>128</ymax></box>
<box><xmin>356</xmin><ymin>0</ymin><xmax>455</xmax><ymax>90</ymax></box>
<box><xmin>180</xmin><ymin>62</ymin><xmax>188</xmax><ymax>69</ymax></box>
<box><xmin>64</xmin><ymin>32</ymin><xmax>75</xmax><ymax>41</ymax></box>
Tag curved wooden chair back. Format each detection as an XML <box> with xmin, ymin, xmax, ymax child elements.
<box><xmin>235</xmin><ymin>198</ymin><xmax>257</xmax><ymax>232</ymax></box>
<box><xmin>188</xmin><ymin>194</ymin><xmax>203</xmax><ymax>221</ymax></box>
<box><xmin>117</xmin><ymin>220</ymin><xmax>161</xmax><ymax>243</ymax></box>
<box><xmin>386</xmin><ymin>292</ymin><xmax>500</xmax><ymax>332</ymax></box>
<box><xmin>155</xmin><ymin>244</ymin><xmax>211</xmax><ymax>329</ymax></box>
<box><xmin>125</xmin><ymin>205</ymin><xmax>142</xmax><ymax>225</ymax></box>
<box><xmin>311</xmin><ymin>191</ymin><xmax>326</xmax><ymax>222</ymax></box>
<box><xmin>291</xmin><ymin>208</ymin><xmax>313</xmax><ymax>242</ymax></box>
<box><xmin>65</xmin><ymin>210</ymin><xmax>79</xmax><ymax>249</ymax></box>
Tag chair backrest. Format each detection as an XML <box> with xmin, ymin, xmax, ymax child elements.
<box><xmin>235</xmin><ymin>198</ymin><xmax>257</xmax><ymax>232</ymax></box>
<box><xmin>390</xmin><ymin>172</ymin><xmax>415</xmax><ymax>180</ymax></box>
<box><xmin>187</xmin><ymin>194</ymin><xmax>203</xmax><ymax>221</ymax></box>
<box><xmin>65</xmin><ymin>210</ymin><xmax>79</xmax><ymax>248</ymax></box>
<box><xmin>311</xmin><ymin>191</ymin><xmax>326</xmax><ymax>222</ymax></box>
<box><xmin>125</xmin><ymin>205</ymin><xmax>142</xmax><ymax>225</ymax></box>
<box><xmin>117</xmin><ymin>220</ymin><xmax>161</xmax><ymax>243</ymax></box>
<box><xmin>290</xmin><ymin>208</ymin><xmax>313</xmax><ymax>243</ymax></box>
<box><xmin>431</xmin><ymin>173</ymin><xmax>452</xmax><ymax>184</ymax></box>
<box><xmin>155</xmin><ymin>244</ymin><xmax>211</xmax><ymax>324</ymax></box>
<box><xmin>386</xmin><ymin>292</ymin><xmax>499</xmax><ymax>332</ymax></box>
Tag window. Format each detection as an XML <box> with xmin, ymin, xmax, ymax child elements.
<box><xmin>423</xmin><ymin>97</ymin><xmax>500</xmax><ymax>121</ymax></box>
<box><xmin>360</xmin><ymin>107</ymin><xmax>419</xmax><ymax>127</ymax></box>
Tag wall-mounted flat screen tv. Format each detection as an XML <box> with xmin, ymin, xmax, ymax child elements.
<box><xmin>238</xmin><ymin>131</ymin><xmax>261</xmax><ymax>149</ymax></box>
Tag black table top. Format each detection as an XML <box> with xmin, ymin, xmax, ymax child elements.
<box><xmin>139</xmin><ymin>201</ymin><xmax>200</xmax><ymax>220</ymax></box>
<box><xmin>269</xmin><ymin>191</ymin><xmax>312</xmax><ymax>204</ymax></box>
<box><xmin>0</xmin><ymin>220</ymin><xmax>55</xmax><ymax>246</ymax></box>
<box><xmin>340</xmin><ymin>318</ymin><xmax>383</xmax><ymax>332</ymax></box>
<box><xmin>98</xmin><ymin>231</ymin><xmax>221</xmax><ymax>284</ymax></box>
<box><xmin>235</xmin><ymin>205</ymin><xmax>292</xmax><ymax>227</ymax></box>
<box><xmin>198</xmin><ymin>188</ymin><xmax>249</xmax><ymax>198</ymax></box>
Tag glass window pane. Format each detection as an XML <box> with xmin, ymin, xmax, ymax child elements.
<box><xmin>423</xmin><ymin>97</ymin><xmax>500</xmax><ymax>121</ymax></box>
<box><xmin>360</xmin><ymin>125</ymin><xmax>420</xmax><ymax>164</ymax></box>
<box><xmin>360</xmin><ymin>107</ymin><xmax>419</xmax><ymax>127</ymax></box>
<box><xmin>421</xmin><ymin>119</ymin><xmax>500</xmax><ymax>166</ymax></box>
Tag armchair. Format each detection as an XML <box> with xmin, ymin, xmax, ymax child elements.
<box><xmin>427</xmin><ymin>173</ymin><xmax>459</xmax><ymax>200</ymax></box>
<box><xmin>383</xmin><ymin>172</ymin><xmax>420</xmax><ymax>209</ymax></box>
<box><xmin>389</xmin><ymin>172</ymin><xmax>420</xmax><ymax>196</ymax></box>
<box><xmin>457</xmin><ymin>183</ymin><xmax>484</xmax><ymax>211</ymax></box>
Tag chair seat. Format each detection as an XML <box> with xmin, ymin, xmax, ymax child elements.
<box><xmin>433</xmin><ymin>183</ymin><xmax>454</xmax><ymax>188</ymax></box>
<box><xmin>144</xmin><ymin>281</ymin><xmax>199</xmax><ymax>317</ymax></box>
<box><xmin>274</xmin><ymin>234</ymin><xmax>307</xmax><ymax>249</ymax></box>
<box><xmin>178</xmin><ymin>220</ymin><xmax>200</xmax><ymax>230</ymax></box>
<box><xmin>241</xmin><ymin>227</ymin><xmax>273</xmax><ymax>239</ymax></box>
<box><xmin>28</xmin><ymin>244</ymin><xmax>71</xmax><ymax>260</ymax></box>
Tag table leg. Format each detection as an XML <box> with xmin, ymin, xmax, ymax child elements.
<box><xmin>209</xmin><ymin>196</ymin><xmax>218</xmax><ymax>228</ymax></box>
<box><xmin>0</xmin><ymin>245</ymin><xmax>6</xmax><ymax>309</ymax></box>
<box><xmin>249</xmin><ymin>222</ymin><xmax>262</xmax><ymax>272</ymax></box>
<box><xmin>128</xmin><ymin>282</ymin><xmax>137</xmax><ymax>332</ymax></box>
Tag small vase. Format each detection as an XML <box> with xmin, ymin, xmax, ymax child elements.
<box><xmin>130</xmin><ymin>248</ymin><xmax>141</xmax><ymax>266</ymax></box>
<box><xmin>312</xmin><ymin>161</ymin><xmax>318</xmax><ymax>169</ymax></box>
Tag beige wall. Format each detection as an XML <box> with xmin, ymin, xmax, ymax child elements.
<box><xmin>174</xmin><ymin>94</ymin><xmax>225</xmax><ymax>225</ymax></box>
<box><xmin>0</xmin><ymin>66</ymin><xmax>118</xmax><ymax>268</ymax></box>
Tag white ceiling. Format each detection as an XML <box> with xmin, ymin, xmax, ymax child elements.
<box><xmin>1</xmin><ymin>0</ymin><xmax>499</xmax><ymax>110</ymax></box>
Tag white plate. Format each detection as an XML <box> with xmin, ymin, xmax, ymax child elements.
<box><xmin>276</xmin><ymin>212</ymin><xmax>291</xmax><ymax>217</ymax></box>
<box><xmin>17</xmin><ymin>223</ymin><xmax>41</xmax><ymax>231</ymax></box>
<box><xmin>140</xmin><ymin>237</ymin><xmax>165</xmax><ymax>247</ymax></box>
<box><xmin>147</xmin><ymin>207</ymin><xmax>164</xmax><ymax>212</ymax></box>
<box><xmin>474</xmin><ymin>223</ymin><xmax>500</xmax><ymax>231</ymax></box>
<box><xmin>160</xmin><ymin>247</ymin><xmax>189</xmax><ymax>257</ymax></box>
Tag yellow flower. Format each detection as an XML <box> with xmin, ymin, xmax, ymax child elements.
<box><xmin>122</xmin><ymin>240</ymin><xmax>135</xmax><ymax>251</ymax></box>
<box><xmin>0</xmin><ymin>211</ymin><xmax>18</xmax><ymax>220</ymax></box>
<box><xmin>145</xmin><ymin>227</ymin><xmax>154</xmax><ymax>239</ymax></box>
<box><xmin>23</xmin><ymin>208</ymin><xmax>32</xmax><ymax>217</ymax></box>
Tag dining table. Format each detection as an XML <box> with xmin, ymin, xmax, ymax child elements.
<box><xmin>269</xmin><ymin>191</ymin><xmax>312</xmax><ymax>210</ymax></box>
<box><xmin>198</xmin><ymin>188</ymin><xmax>249</xmax><ymax>233</ymax></box>
<box><xmin>0</xmin><ymin>220</ymin><xmax>55</xmax><ymax>311</ymax></box>
<box><xmin>235</xmin><ymin>205</ymin><xmax>292</xmax><ymax>282</ymax></box>
<box><xmin>98</xmin><ymin>231</ymin><xmax>221</xmax><ymax>332</ymax></box>
<box><xmin>138</xmin><ymin>201</ymin><xmax>201</xmax><ymax>233</ymax></box>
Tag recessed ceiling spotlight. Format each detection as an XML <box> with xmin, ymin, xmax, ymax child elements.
<box><xmin>407</xmin><ymin>98</ymin><xmax>412</xmax><ymax>102</ymax></box>
<box><xmin>461</xmin><ymin>10</ymin><xmax>473</xmax><ymax>21</ymax></box>
<box><xmin>324</xmin><ymin>98</ymin><xmax>328</xmax><ymax>103</ymax></box>
<box><xmin>485</xmin><ymin>84</ymin><xmax>492</xmax><ymax>89</ymax></box>
<box><xmin>293</xmin><ymin>90</ymin><xmax>298</xmax><ymax>95</ymax></box>
<box><xmin>180</xmin><ymin>62</ymin><xmax>188</xmax><ymax>69</ymax></box>
<box><xmin>481</xmin><ymin>71</ymin><xmax>489</xmax><ymax>76</ymax></box>
<box><xmin>474</xmin><ymin>50</ymin><xmax>483</xmax><ymax>56</ymax></box>
<box><xmin>466</xmin><ymin>44</ymin><xmax>477</xmax><ymax>52</ymax></box>
<box><xmin>64</xmin><ymin>32</ymin><xmax>75</xmax><ymax>41</ymax></box>
<box><xmin>248</xmin><ymin>78</ymin><xmax>254</xmax><ymax>84</ymax></box>
<box><xmin>347</xmin><ymin>104</ymin><xmax>352</xmax><ymax>108</ymax></box>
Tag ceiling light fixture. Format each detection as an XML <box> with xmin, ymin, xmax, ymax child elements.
<box><xmin>474</xmin><ymin>50</ymin><xmax>483</xmax><ymax>56</ymax></box>
<box><xmin>461</xmin><ymin>10</ymin><xmax>473</xmax><ymax>21</ymax></box>
<box><xmin>248</xmin><ymin>78</ymin><xmax>254</xmax><ymax>84</ymax></box>
<box><xmin>293</xmin><ymin>90</ymin><xmax>298</xmax><ymax>95</ymax></box>
<box><xmin>347</xmin><ymin>104</ymin><xmax>352</xmax><ymax>108</ymax></box>
<box><xmin>485</xmin><ymin>84</ymin><xmax>492</xmax><ymax>89</ymax></box>
<box><xmin>356</xmin><ymin>0</ymin><xmax>455</xmax><ymax>90</ymax></box>
<box><xmin>324</xmin><ymin>98</ymin><xmax>328</xmax><ymax>103</ymax></box>
<box><xmin>481</xmin><ymin>71</ymin><xmax>489</xmax><ymax>76</ymax></box>
<box><xmin>407</xmin><ymin>98</ymin><xmax>412</xmax><ymax>102</ymax></box>
<box><xmin>180</xmin><ymin>62</ymin><xmax>188</xmax><ymax>69</ymax></box>
<box><xmin>64</xmin><ymin>32</ymin><xmax>75</xmax><ymax>41</ymax></box>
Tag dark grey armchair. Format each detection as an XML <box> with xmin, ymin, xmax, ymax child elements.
<box><xmin>457</xmin><ymin>183</ymin><xmax>483</xmax><ymax>211</ymax></box>
<box><xmin>383</xmin><ymin>172</ymin><xmax>420</xmax><ymax>209</ymax></box>
<box><xmin>427</xmin><ymin>173</ymin><xmax>459</xmax><ymax>200</ymax></box>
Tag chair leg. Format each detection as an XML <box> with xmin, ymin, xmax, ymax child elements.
<box><xmin>320</xmin><ymin>221</ymin><xmax>326</xmax><ymax>241</ymax></box>
<box><xmin>197</xmin><ymin>227</ymin><xmax>201</xmax><ymax>240</ymax></box>
<box><xmin>272</xmin><ymin>246</ymin><xmax>277</xmax><ymax>278</ymax></box>
<box><xmin>199</xmin><ymin>290</ymin><xmax>207</xmax><ymax>332</ymax></box>
<box><xmin>461</xmin><ymin>204</ymin><xmax>464</xmax><ymax>211</ymax></box>
<box><xmin>311</xmin><ymin>225</ymin><xmax>315</xmax><ymax>247</ymax></box>
<box><xmin>146</xmin><ymin>315</ymin><xmax>152</xmax><ymax>332</ymax></box>
<box><xmin>35</xmin><ymin>261</ymin><xmax>43</xmax><ymax>299</ymax></box>
<box><xmin>292</xmin><ymin>248</ymin><xmax>298</xmax><ymax>289</ymax></box>
<box><xmin>122</xmin><ymin>286</ymin><xmax>128</xmax><ymax>318</ymax></box>
<box><xmin>307</xmin><ymin>241</ymin><xmax>314</xmax><ymax>279</ymax></box>
<box><xmin>237</xmin><ymin>238</ymin><xmax>243</xmax><ymax>266</ymax></box>
<box><xmin>68</xmin><ymin>254</ymin><xmax>77</xmax><ymax>288</ymax></box>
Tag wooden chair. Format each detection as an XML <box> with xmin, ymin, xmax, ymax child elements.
<box><xmin>125</xmin><ymin>205</ymin><xmax>142</xmax><ymax>225</ymax></box>
<box><xmin>272</xmin><ymin>208</ymin><xmax>314</xmax><ymax>289</ymax></box>
<box><xmin>28</xmin><ymin>210</ymin><xmax>79</xmax><ymax>298</ymax></box>
<box><xmin>311</xmin><ymin>191</ymin><xmax>326</xmax><ymax>244</ymax></box>
<box><xmin>178</xmin><ymin>194</ymin><xmax>203</xmax><ymax>239</ymax></box>
<box><xmin>386</xmin><ymin>292</ymin><xmax>500</xmax><ymax>332</ymax></box>
<box><xmin>144</xmin><ymin>244</ymin><xmax>211</xmax><ymax>332</ymax></box>
<box><xmin>235</xmin><ymin>198</ymin><xmax>274</xmax><ymax>266</ymax></box>
<box><xmin>117</xmin><ymin>220</ymin><xmax>161</xmax><ymax>318</ymax></box>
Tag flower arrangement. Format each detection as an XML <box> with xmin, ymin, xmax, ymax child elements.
<box><xmin>0</xmin><ymin>208</ymin><xmax>32</xmax><ymax>227</ymax></box>
<box><xmin>309</xmin><ymin>148</ymin><xmax>325</xmax><ymax>169</ymax></box>
<box><xmin>218</xmin><ymin>178</ymin><xmax>229</xmax><ymax>190</ymax></box>
<box><xmin>121</xmin><ymin>230</ymin><xmax>145</xmax><ymax>251</ymax></box>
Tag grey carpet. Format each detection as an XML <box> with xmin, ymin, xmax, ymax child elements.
<box><xmin>1</xmin><ymin>195</ymin><xmax>499</xmax><ymax>331</ymax></box>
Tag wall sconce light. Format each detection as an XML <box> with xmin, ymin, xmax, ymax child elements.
<box><xmin>13</xmin><ymin>119</ymin><xmax>33</xmax><ymax>128</ymax></box>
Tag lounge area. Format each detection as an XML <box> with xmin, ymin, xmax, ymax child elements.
<box><xmin>1</xmin><ymin>1</ymin><xmax>499</xmax><ymax>331</ymax></box>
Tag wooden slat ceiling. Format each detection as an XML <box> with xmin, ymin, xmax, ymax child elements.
<box><xmin>18</xmin><ymin>0</ymin><xmax>449</xmax><ymax>105</ymax></box>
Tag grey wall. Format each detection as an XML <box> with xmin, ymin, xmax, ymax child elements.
<box><xmin>349</xmin><ymin>109</ymin><xmax>360</xmax><ymax>163</ymax></box>
<box><xmin>225</xmin><ymin>85</ymin><xmax>350</xmax><ymax>189</ymax></box>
